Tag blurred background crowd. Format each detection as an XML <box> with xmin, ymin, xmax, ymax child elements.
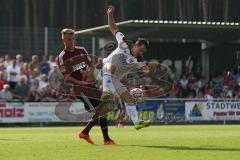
<box><xmin>1</xmin><ymin>53</ymin><xmax>240</xmax><ymax>102</ymax></box>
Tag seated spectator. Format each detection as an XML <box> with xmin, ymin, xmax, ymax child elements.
<box><xmin>186</xmin><ymin>82</ymin><xmax>197</xmax><ymax>98</ymax></box>
<box><xmin>180</xmin><ymin>74</ymin><xmax>188</xmax><ymax>89</ymax></box>
<box><xmin>53</xmin><ymin>85</ymin><xmax>66</xmax><ymax>100</ymax></box>
<box><xmin>0</xmin><ymin>84</ymin><xmax>13</xmax><ymax>101</ymax></box>
<box><xmin>204</xmin><ymin>88</ymin><xmax>214</xmax><ymax>100</ymax></box>
<box><xmin>196</xmin><ymin>90</ymin><xmax>204</xmax><ymax>99</ymax></box>
<box><xmin>172</xmin><ymin>79</ymin><xmax>181</xmax><ymax>97</ymax></box>
<box><xmin>0</xmin><ymin>72</ymin><xmax>7</xmax><ymax>91</ymax></box>
<box><xmin>39</xmin><ymin>74</ymin><xmax>48</xmax><ymax>92</ymax></box>
<box><xmin>27</xmin><ymin>84</ymin><xmax>41</xmax><ymax>102</ymax></box>
<box><xmin>13</xmin><ymin>77</ymin><xmax>29</xmax><ymax>101</ymax></box>
<box><xmin>29</xmin><ymin>68</ymin><xmax>41</xmax><ymax>85</ymax></box>
<box><xmin>41</xmin><ymin>84</ymin><xmax>56</xmax><ymax>101</ymax></box>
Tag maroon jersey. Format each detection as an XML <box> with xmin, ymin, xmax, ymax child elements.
<box><xmin>58</xmin><ymin>46</ymin><xmax>92</xmax><ymax>81</ymax></box>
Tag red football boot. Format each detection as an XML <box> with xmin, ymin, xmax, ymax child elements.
<box><xmin>104</xmin><ymin>139</ymin><xmax>116</xmax><ymax>145</ymax></box>
<box><xmin>79</xmin><ymin>132</ymin><xmax>94</xmax><ymax>144</ymax></box>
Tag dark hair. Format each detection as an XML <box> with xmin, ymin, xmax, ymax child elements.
<box><xmin>135</xmin><ymin>38</ymin><xmax>150</xmax><ymax>49</ymax></box>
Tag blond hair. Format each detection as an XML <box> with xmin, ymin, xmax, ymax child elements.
<box><xmin>61</xmin><ymin>28</ymin><xmax>75</xmax><ymax>35</ymax></box>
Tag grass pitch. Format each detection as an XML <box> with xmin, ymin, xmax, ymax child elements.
<box><xmin>0</xmin><ymin>125</ymin><xmax>239</xmax><ymax>160</ymax></box>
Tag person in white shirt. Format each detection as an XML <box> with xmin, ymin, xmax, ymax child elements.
<box><xmin>4</xmin><ymin>53</ymin><xmax>12</xmax><ymax>68</ymax></box>
<box><xmin>6</xmin><ymin>59</ymin><xmax>20</xmax><ymax>90</ymax></box>
<box><xmin>101</xmin><ymin>6</ymin><xmax>151</xmax><ymax>130</ymax></box>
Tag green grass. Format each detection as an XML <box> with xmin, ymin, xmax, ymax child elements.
<box><xmin>0</xmin><ymin>125</ymin><xmax>240</xmax><ymax>160</ymax></box>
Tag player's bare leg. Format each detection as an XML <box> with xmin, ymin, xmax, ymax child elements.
<box><xmin>101</xmin><ymin>63</ymin><xmax>151</xmax><ymax>130</ymax></box>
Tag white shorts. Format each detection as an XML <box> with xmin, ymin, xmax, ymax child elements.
<box><xmin>111</xmin><ymin>76</ymin><xmax>128</xmax><ymax>96</ymax></box>
<box><xmin>102</xmin><ymin>64</ymin><xmax>127</xmax><ymax>96</ymax></box>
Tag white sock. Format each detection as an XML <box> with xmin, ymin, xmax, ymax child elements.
<box><xmin>125</xmin><ymin>104</ymin><xmax>139</xmax><ymax>124</ymax></box>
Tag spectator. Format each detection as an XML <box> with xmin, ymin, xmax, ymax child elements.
<box><xmin>28</xmin><ymin>55</ymin><xmax>40</xmax><ymax>75</ymax></box>
<box><xmin>204</xmin><ymin>88</ymin><xmax>214</xmax><ymax>100</ymax></box>
<box><xmin>0</xmin><ymin>63</ymin><xmax>8</xmax><ymax>80</ymax></box>
<box><xmin>48</xmin><ymin>55</ymin><xmax>57</xmax><ymax>70</ymax></box>
<box><xmin>0</xmin><ymin>58</ymin><xmax>4</xmax><ymax>63</ymax></box>
<box><xmin>16</xmin><ymin>54</ymin><xmax>23</xmax><ymax>67</ymax></box>
<box><xmin>196</xmin><ymin>90</ymin><xmax>204</xmax><ymax>99</ymax></box>
<box><xmin>172</xmin><ymin>79</ymin><xmax>181</xmax><ymax>97</ymax></box>
<box><xmin>41</xmin><ymin>84</ymin><xmax>56</xmax><ymax>101</ymax></box>
<box><xmin>19</xmin><ymin>65</ymin><xmax>29</xmax><ymax>83</ymax></box>
<box><xmin>27</xmin><ymin>80</ymin><xmax>41</xmax><ymax>101</ymax></box>
<box><xmin>0</xmin><ymin>72</ymin><xmax>8</xmax><ymax>91</ymax></box>
<box><xmin>6</xmin><ymin>59</ymin><xmax>20</xmax><ymax>90</ymax></box>
<box><xmin>0</xmin><ymin>84</ymin><xmax>13</xmax><ymax>101</ymax></box>
<box><xmin>39</xmin><ymin>74</ymin><xmax>48</xmax><ymax>92</ymax></box>
<box><xmin>180</xmin><ymin>75</ymin><xmax>189</xmax><ymax>97</ymax></box>
<box><xmin>29</xmin><ymin>68</ymin><xmax>41</xmax><ymax>85</ymax></box>
<box><xmin>186</xmin><ymin>82</ymin><xmax>197</xmax><ymax>98</ymax></box>
<box><xmin>53</xmin><ymin>85</ymin><xmax>66</xmax><ymax>100</ymax></box>
<box><xmin>4</xmin><ymin>53</ymin><xmax>12</xmax><ymax>68</ymax></box>
<box><xmin>21</xmin><ymin>62</ymin><xmax>30</xmax><ymax>80</ymax></box>
<box><xmin>12</xmin><ymin>77</ymin><xmax>29</xmax><ymax>101</ymax></box>
<box><xmin>40</xmin><ymin>55</ymin><xmax>51</xmax><ymax>75</ymax></box>
<box><xmin>180</xmin><ymin>74</ymin><xmax>188</xmax><ymax>89</ymax></box>
<box><xmin>48</xmin><ymin>64</ymin><xmax>63</xmax><ymax>90</ymax></box>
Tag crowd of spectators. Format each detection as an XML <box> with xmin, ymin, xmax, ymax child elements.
<box><xmin>0</xmin><ymin>53</ymin><xmax>60</xmax><ymax>102</ymax></box>
<box><xmin>171</xmin><ymin>67</ymin><xmax>240</xmax><ymax>99</ymax></box>
<box><xmin>0</xmin><ymin>53</ymin><xmax>240</xmax><ymax>102</ymax></box>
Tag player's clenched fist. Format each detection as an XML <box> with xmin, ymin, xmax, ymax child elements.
<box><xmin>107</xmin><ymin>5</ymin><xmax>115</xmax><ymax>14</ymax></box>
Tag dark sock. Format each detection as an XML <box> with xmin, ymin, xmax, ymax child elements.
<box><xmin>82</xmin><ymin>119</ymin><xmax>98</xmax><ymax>135</ymax></box>
<box><xmin>99</xmin><ymin>117</ymin><xmax>111</xmax><ymax>141</ymax></box>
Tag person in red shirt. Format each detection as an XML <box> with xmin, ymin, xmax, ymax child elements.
<box><xmin>57</xmin><ymin>28</ymin><xmax>115</xmax><ymax>145</ymax></box>
<box><xmin>0</xmin><ymin>72</ymin><xmax>7</xmax><ymax>91</ymax></box>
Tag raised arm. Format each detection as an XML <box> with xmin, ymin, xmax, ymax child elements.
<box><xmin>107</xmin><ymin>5</ymin><xmax>119</xmax><ymax>35</ymax></box>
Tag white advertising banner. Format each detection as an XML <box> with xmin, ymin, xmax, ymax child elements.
<box><xmin>0</xmin><ymin>102</ymin><xmax>86</xmax><ymax>123</ymax></box>
<box><xmin>0</xmin><ymin>102</ymin><xmax>26</xmax><ymax>123</ymax></box>
<box><xmin>25</xmin><ymin>102</ymin><xmax>62</xmax><ymax>122</ymax></box>
<box><xmin>185</xmin><ymin>101</ymin><xmax>240</xmax><ymax>121</ymax></box>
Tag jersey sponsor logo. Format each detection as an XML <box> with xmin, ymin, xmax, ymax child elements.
<box><xmin>126</xmin><ymin>57</ymin><xmax>136</xmax><ymax>64</ymax></box>
<box><xmin>72</xmin><ymin>62</ymin><xmax>87</xmax><ymax>71</ymax></box>
<box><xmin>119</xmin><ymin>54</ymin><xmax>128</xmax><ymax>65</ymax></box>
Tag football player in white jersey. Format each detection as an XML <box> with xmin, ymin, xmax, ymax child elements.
<box><xmin>101</xmin><ymin>6</ymin><xmax>151</xmax><ymax>130</ymax></box>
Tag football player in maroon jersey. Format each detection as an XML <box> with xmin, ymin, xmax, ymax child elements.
<box><xmin>57</xmin><ymin>28</ymin><xmax>115</xmax><ymax>145</ymax></box>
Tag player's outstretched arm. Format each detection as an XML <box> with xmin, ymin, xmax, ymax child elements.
<box><xmin>107</xmin><ymin>5</ymin><xmax>119</xmax><ymax>35</ymax></box>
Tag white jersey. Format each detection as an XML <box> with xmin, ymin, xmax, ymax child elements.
<box><xmin>6</xmin><ymin>65</ymin><xmax>20</xmax><ymax>82</ymax></box>
<box><xmin>103</xmin><ymin>32</ymin><xmax>144</xmax><ymax>79</ymax></box>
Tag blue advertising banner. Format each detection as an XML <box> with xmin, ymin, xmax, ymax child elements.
<box><xmin>137</xmin><ymin>100</ymin><xmax>164</xmax><ymax>122</ymax></box>
<box><xmin>163</xmin><ymin>100</ymin><xmax>185</xmax><ymax>122</ymax></box>
<box><xmin>107</xmin><ymin>100</ymin><xmax>185</xmax><ymax>124</ymax></box>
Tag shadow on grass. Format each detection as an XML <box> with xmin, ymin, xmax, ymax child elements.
<box><xmin>119</xmin><ymin>144</ymin><xmax>240</xmax><ymax>152</ymax></box>
<box><xmin>0</xmin><ymin>138</ymin><xmax>30</xmax><ymax>141</ymax></box>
